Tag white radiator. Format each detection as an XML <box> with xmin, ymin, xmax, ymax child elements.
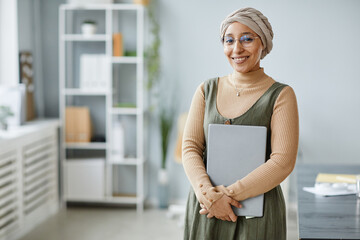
<box><xmin>0</xmin><ymin>120</ymin><xmax>59</xmax><ymax>240</ymax></box>
<box><xmin>22</xmin><ymin>135</ymin><xmax>57</xmax><ymax>216</ymax></box>
<box><xmin>0</xmin><ymin>150</ymin><xmax>20</xmax><ymax>238</ymax></box>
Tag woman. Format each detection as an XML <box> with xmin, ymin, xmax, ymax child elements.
<box><xmin>182</xmin><ymin>7</ymin><xmax>299</xmax><ymax>240</ymax></box>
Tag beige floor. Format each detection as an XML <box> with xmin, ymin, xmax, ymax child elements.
<box><xmin>19</xmin><ymin>205</ymin><xmax>298</xmax><ymax>240</ymax></box>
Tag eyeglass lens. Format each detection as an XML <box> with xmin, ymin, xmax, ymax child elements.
<box><xmin>223</xmin><ymin>34</ymin><xmax>256</xmax><ymax>48</ymax></box>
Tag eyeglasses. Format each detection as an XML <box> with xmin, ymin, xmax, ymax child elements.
<box><xmin>222</xmin><ymin>34</ymin><xmax>259</xmax><ymax>48</ymax></box>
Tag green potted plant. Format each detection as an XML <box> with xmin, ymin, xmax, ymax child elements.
<box><xmin>146</xmin><ymin>0</ymin><xmax>176</xmax><ymax>208</ymax></box>
<box><xmin>0</xmin><ymin>106</ymin><xmax>14</xmax><ymax>130</ymax></box>
<box><xmin>146</xmin><ymin>0</ymin><xmax>160</xmax><ymax>91</ymax></box>
<box><xmin>81</xmin><ymin>20</ymin><xmax>97</xmax><ymax>35</ymax></box>
<box><xmin>157</xmin><ymin>107</ymin><xmax>174</xmax><ymax>208</ymax></box>
<box><xmin>160</xmin><ymin>108</ymin><xmax>174</xmax><ymax>169</ymax></box>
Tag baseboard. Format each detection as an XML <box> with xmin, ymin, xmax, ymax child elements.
<box><xmin>145</xmin><ymin>197</ymin><xmax>187</xmax><ymax>209</ymax></box>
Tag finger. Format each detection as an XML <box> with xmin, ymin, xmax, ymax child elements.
<box><xmin>199</xmin><ymin>209</ymin><xmax>208</xmax><ymax>215</ymax></box>
<box><xmin>225</xmin><ymin>216</ymin><xmax>231</xmax><ymax>222</ymax></box>
<box><xmin>207</xmin><ymin>213</ymin><xmax>214</xmax><ymax>219</ymax></box>
<box><xmin>229</xmin><ymin>212</ymin><xmax>237</xmax><ymax>222</ymax></box>
<box><xmin>200</xmin><ymin>204</ymin><xmax>206</xmax><ymax>209</ymax></box>
<box><xmin>230</xmin><ymin>199</ymin><xmax>242</xmax><ymax>208</ymax></box>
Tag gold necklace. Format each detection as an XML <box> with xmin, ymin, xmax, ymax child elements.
<box><xmin>229</xmin><ymin>74</ymin><xmax>242</xmax><ymax>97</ymax></box>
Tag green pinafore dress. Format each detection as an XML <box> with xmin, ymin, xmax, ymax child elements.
<box><xmin>184</xmin><ymin>78</ymin><xmax>288</xmax><ymax>240</ymax></box>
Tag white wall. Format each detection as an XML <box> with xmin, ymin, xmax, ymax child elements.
<box><xmin>156</xmin><ymin>0</ymin><xmax>360</xmax><ymax>202</ymax></box>
<box><xmin>0</xmin><ymin>0</ymin><xmax>19</xmax><ymax>86</ymax></box>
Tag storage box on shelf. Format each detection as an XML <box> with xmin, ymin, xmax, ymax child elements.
<box><xmin>65</xmin><ymin>158</ymin><xmax>105</xmax><ymax>200</ymax></box>
<box><xmin>59</xmin><ymin>3</ymin><xmax>145</xmax><ymax>212</ymax></box>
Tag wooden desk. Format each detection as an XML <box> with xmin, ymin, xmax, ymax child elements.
<box><xmin>297</xmin><ymin>164</ymin><xmax>360</xmax><ymax>239</ymax></box>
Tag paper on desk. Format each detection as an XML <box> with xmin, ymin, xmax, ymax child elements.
<box><xmin>303</xmin><ymin>184</ymin><xmax>356</xmax><ymax>197</ymax></box>
<box><xmin>316</xmin><ymin>173</ymin><xmax>356</xmax><ymax>184</ymax></box>
<box><xmin>303</xmin><ymin>173</ymin><xmax>358</xmax><ymax>196</ymax></box>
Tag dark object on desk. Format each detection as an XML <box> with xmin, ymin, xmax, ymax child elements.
<box><xmin>91</xmin><ymin>135</ymin><xmax>106</xmax><ymax>142</ymax></box>
<box><xmin>297</xmin><ymin>164</ymin><xmax>360</xmax><ymax>239</ymax></box>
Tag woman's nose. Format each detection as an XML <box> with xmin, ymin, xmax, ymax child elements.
<box><xmin>233</xmin><ymin>40</ymin><xmax>244</xmax><ymax>53</ymax></box>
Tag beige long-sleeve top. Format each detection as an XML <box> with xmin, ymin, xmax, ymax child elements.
<box><xmin>182</xmin><ymin>68</ymin><xmax>299</xmax><ymax>210</ymax></box>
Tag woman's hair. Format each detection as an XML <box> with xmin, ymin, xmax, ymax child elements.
<box><xmin>220</xmin><ymin>7</ymin><xmax>273</xmax><ymax>59</ymax></box>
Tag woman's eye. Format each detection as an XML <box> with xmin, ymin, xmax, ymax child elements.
<box><xmin>225</xmin><ymin>37</ymin><xmax>234</xmax><ymax>44</ymax></box>
<box><xmin>241</xmin><ymin>35</ymin><xmax>254</xmax><ymax>42</ymax></box>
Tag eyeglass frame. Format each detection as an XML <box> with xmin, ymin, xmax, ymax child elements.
<box><xmin>221</xmin><ymin>34</ymin><xmax>260</xmax><ymax>48</ymax></box>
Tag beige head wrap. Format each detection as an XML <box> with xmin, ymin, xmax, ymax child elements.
<box><xmin>220</xmin><ymin>7</ymin><xmax>273</xmax><ymax>59</ymax></box>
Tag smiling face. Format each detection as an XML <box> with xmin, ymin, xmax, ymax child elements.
<box><xmin>223</xmin><ymin>22</ymin><xmax>263</xmax><ymax>73</ymax></box>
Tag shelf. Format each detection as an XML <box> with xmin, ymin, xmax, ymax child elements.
<box><xmin>109</xmin><ymin>194</ymin><xmax>138</xmax><ymax>204</ymax></box>
<box><xmin>112</xmin><ymin>56</ymin><xmax>142</xmax><ymax>64</ymax></box>
<box><xmin>65</xmin><ymin>142</ymin><xmax>107</xmax><ymax>150</ymax></box>
<box><xmin>60</xmin><ymin>4</ymin><xmax>142</xmax><ymax>11</ymax></box>
<box><xmin>65</xmin><ymin>195</ymin><xmax>139</xmax><ymax>204</ymax></box>
<box><xmin>63</xmin><ymin>88</ymin><xmax>109</xmax><ymax>96</ymax></box>
<box><xmin>60</xmin><ymin>3</ymin><xmax>145</xmax><ymax>211</ymax></box>
<box><xmin>111</xmin><ymin>107</ymin><xmax>139</xmax><ymax>115</ymax></box>
<box><xmin>110</xmin><ymin>157</ymin><xmax>142</xmax><ymax>165</ymax></box>
<box><xmin>61</xmin><ymin>34</ymin><xmax>109</xmax><ymax>41</ymax></box>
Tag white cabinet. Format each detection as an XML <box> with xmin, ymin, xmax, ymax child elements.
<box><xmin>59</xmin><ymin>4</ymin><xmax>145</xmax><ymax>212</ymax></box>
<box><xmin>66</xmin><ymin>159</ymin><xmax>105</xmax><ymax>200</ymax></box>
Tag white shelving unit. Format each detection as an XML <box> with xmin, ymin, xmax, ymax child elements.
<box><xmin>59</xmin><ymin>4</ymin><xmax>145</xmax><ymax>212</ymax></box>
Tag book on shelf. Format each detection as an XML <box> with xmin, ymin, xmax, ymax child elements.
<box><xmin>113</xmin><ymin>33</ymin><xmax>124</xmax><ymax>57</ymax></box>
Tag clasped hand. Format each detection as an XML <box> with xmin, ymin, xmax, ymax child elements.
<box><xmin>199</xmin><ymin>194</ymin><xmax>242</xmax><ymax>222</ymax></box>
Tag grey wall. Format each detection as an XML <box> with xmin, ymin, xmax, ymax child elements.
<box><xmin>41</xmin><ymin>0</ymin><xmax>64</xmax><ymax>117</ymax></box>
<box><xmin>18</xmin><ymin>0</ymin><xmax>34</xmax><ymax>51</ymax></box>
<box><xmin>18</xmin><ymin>0</ymin><xmax>45</xmax><ymax>118</ymax></box>
<box><xmin>33</xmin><ymin>0</ymin><xmax>360</xmax><ymax>204</ymax></box>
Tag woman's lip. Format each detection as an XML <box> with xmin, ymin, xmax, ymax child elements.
<box><xmin>232</xmin><ymin>56</ymin><xmax>249</xmax><ymax>64</ymax></box>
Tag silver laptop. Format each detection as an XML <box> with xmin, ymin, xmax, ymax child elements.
<box><xmin>207</xmin><ymin>124</ymin><xmax>267</xmax><ymax>217</ymax></box>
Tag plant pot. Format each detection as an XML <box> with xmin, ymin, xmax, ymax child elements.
<box><xmin>81</xmin><ymin>23</ymin><xmax>97</xmax><ymax>35</ymax></box>
<box><xmin>158</xmin><ymin>168</ymin><xmax>169</xmax><ymax>208</ymax></box>
<box><xmin>0</xmin><ymin>122</ymin><xmax>7</xmax><ymax>131</ymax></box>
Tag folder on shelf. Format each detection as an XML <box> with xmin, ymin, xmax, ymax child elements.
<box><xmin>98</xmin><ymin>55</ymin><xmax>109</xmax><ymax>90</ymax></box>
<box><xmin>113</xmin><ymin>33</ymin><xmax>124</xmax><ymax>57</ymax></box>
<box><xmin>80</xmin><ymin>54</ymin><xmax>109</xmax><ymax>91</ymax></box>
<box><xmin>65</xmin><ymin>107</ymin><xmax>92</xmax><ymax>143</ymax></box>
<box><xmin>80</xmin><ymin>55</ymin><xmax>95</xmax><ymax>90</ymax></box>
